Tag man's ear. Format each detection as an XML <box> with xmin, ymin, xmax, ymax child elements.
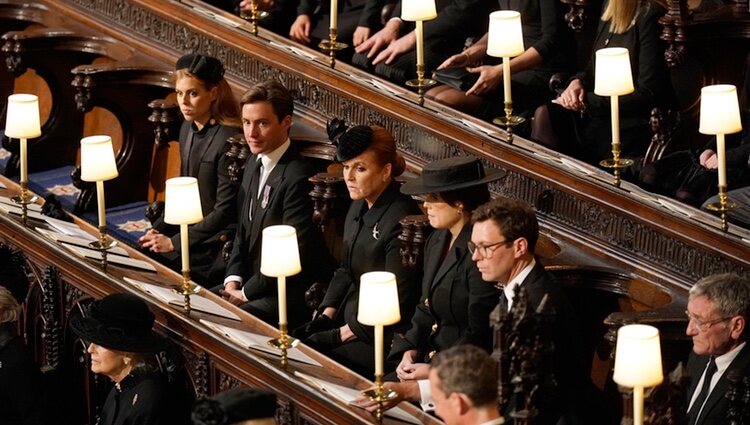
<box><xmin>454</xmin><ymin>392</ymin><xmax>474</xmax><ymax>416</ymax></box>
<box><xmin>730</xmin><ymin>315</ymin><xmax>746</xmax><ymax>341</ymax></box>
<box><xmin>513</xmin><ymin>237</ymin><xmax>528</xmax><ymax>259</ymax></box>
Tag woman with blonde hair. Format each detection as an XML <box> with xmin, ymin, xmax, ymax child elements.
<box><xmin>294</xmin><ymin>120</ymin><xmax>421</xmax><ymax>375</ymax></box>
<box><xmin>531</xmin><ymin>0</ymin><xmax>673</xmax><ymax>165</ymax></box>
<box><xmin>140</xmin><ymin>53</ymin><xmax>242</xmax><ymax>284</ymax></box>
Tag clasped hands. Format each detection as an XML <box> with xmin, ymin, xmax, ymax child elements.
<box><xmin>138</xmin><ymin>229</ymin><xmax>174</xmax><ymax>253</ymax></box>
<box><xmin>354</xmin><ymin>350</ymin><xmax>427</xmax><ymax>413</ymax></box>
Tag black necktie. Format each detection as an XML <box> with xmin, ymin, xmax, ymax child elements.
<box><xmin>248</xmin><ymin>158</ymin><xmax>262</xmax><ymax>220</ymax></box>
<box><xmin>688</xmin><ymin>356</ymin><xmax>717</xmax><ymax>425</ymax></box>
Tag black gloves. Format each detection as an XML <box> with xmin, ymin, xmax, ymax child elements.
<box><xmin>292</xmin><ymin>314</ymin><xmax>335</xmax><ymax>340</ymax></box>
<box><xmin>304</xmin><ymin>328</ymin><xmax>342</xmax><ymax>351</ymax></box>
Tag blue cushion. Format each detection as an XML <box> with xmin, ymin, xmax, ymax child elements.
<box><xmin>82</xmin><ymin>201</ymin><xmax>151</xmax><ymax>248</ymax></box>
<box><xmin>27</xmin><ymin>165</ymin><xmax>79</xmax><ymax>211</ymax></box>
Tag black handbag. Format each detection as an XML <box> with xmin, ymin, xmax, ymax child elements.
<box><xmin>434</xmin><ymin>67</ymin><xmax>479</xmax><ymax>92</ymax></box>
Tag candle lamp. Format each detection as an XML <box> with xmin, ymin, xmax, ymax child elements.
<box><xmin>80</xmin><ymin>135</ymin><xmax>119</xmax><ymax>269</ymax></box>
<box><xmin>595</xmin><ymin>47</ymin><xmax>635</xmax><ymax>187</ymax></box>
<box><xmin>5</xmin><ymin>94</ymin><xmax>41</xmax><ymax>224</ymax></box>
<box><xmin>164</xmin><ymin>177</ymin><xmax>203</xmax><ymax>314</ymax></box>
<box><xmin>358</xmin><ymin>271</ymin><xmax>400</xmax><ymax>422</ymax></box>
<box><xmin>613</xmin><ymin>324</ymin><xmax>664</xmax><ymax>425</ymax></box>
<box><xmin>700</xmin><ymin>84</ymin><xmax>742</xmax><ymax>232</ymax></box>
<box><xmin>318</xmin><ymin>0</ymin><xmax>347</xmax><ymax>69</ymax></box>
<box><xmin>261</xmin><ymin>225</ymin><xmax>301</xmax><ymax>369</ymax></box>
<box><xmin>240</xmin><ymin>0</ymin><xmax>269</xmax><ymax>36</ymax></box>
<box><xmin>402</xmin><ymin>0</ymin><xmax>437</xmax><ymax>106</ymax></box>
<box><xmin>487</xmin><ymin>11</ymin><xmax>525</xmax><ymax>142</ymax></box>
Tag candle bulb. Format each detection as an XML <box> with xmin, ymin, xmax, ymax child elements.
<box><xmin>502</xmin><ymin>58</ymin><xmax>512</xmax><ymax>104</ymax></box>
<box><xmin>416</xmin><ymin>20</ymin><xmax>425</xmax><ymax>67</ymax></box>
<box><xmin>20</xmin><ymin>139</ymin><xmax>28</xmax><ymax>183</ymax></box>
<box><xmin>96</xmin><ymin>180</ymin><xmax>106</xmax><ymax>228</ymax></box>
<box><xmin>717</xmin><ymin>134</ymin><xmax>727</xmax><ymax>187</ymax></box>
<box><xmin>374</xmin><ymin>325</ymin><xmax>384</xmax><ymax>375</ymax></box>
<box><xmin>330</xmin><ymin>0</ymin><xmax>338</xmax><ymax>30</ymax></box>
<box><xmin>180</xmin><ymin>224</ymin><xmax>190</xmax><ymax>272</ymax></box>
<box><xmin>699</xmin><ymin>85</ymin><xmax>742</xmax><ymax>188</ymax></box>
<box><xmin>277</xmin><ymin>276</ymin><xmax>288</xmax><ymax>326</ymax></box>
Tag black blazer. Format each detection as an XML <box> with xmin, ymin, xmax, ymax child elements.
<box><xmin>320</xmin><ymin>183</ymin><xmax>421</xmax><ymax>344</ymax></box>
<box><xmin>389</xmin><ymin>224</ymin><xmax>498</xmax><ymax>362</ymax></box>
<box><xmin>154</xmin><ymin>121</ymin><xmax>241</xmax><ymax>253</ymax></box>
<box><xmin>687</xmin><ymin>343</ymin><xmax>750</xmax><ymax>425</ymax></box>
<box><xmin>225</xmin><ymin>145</ymin><xmax>334</xmax><ymax>313</ymax></box>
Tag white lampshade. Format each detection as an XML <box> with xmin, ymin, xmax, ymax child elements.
<box><xmin>699</xmin><ymin>84</ymin><xmax>743</xmax><ymax>135</ymax></box>
<box><xmin>401</xmin><ymin>0</ymin><xmax>437</xmax><ymax>21</ymax></box>
<box><xmin>357</xmin><ymin>271</ymin><xmax>400</xmax><ymax>326</ymax></box>
<box><xmin>164</xmin><ymin>177</ymin><xmax>203</xmax><ymax>225</ymax></box>
<box><xmin>594</xmin><ymin>48</ymin><xmax>635</xmax><ymax>96</ymax></box>
<box><xmin>486</xmin><ymin>11</ymin><xmax>524</xmax><ymax>58</ymax></box>
<box><xmin>80</xmin><ymin>135</ymin><xmax>119</xmax><ymax>182</ymax></box>
<box><xmin>260</xmin><ymin>225</ymin><xmax>302</xmax><ymax>277</ymax></box>
<box><xmin>5</xmin><ymin>94</ymin><xmax>41</xmax><ymax>139</ymax></box>
<box><xmin>613</xmin><ymin>324</ymin><xmax>664</xmax><ymax>388</ymax></box>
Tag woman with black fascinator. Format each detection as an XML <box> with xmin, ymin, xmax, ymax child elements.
<box><xmin>139</xmin><ymin>53</ymin><xmax>242</xmax><ymax>284</ymax></box>
<box><xmin>293</xmin><ymin>119</ymin><xmax>421</xmax><ymax>375</ymax></box>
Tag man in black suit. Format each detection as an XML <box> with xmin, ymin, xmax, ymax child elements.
<box><xmin>219</xmin><ymin>80</ymin><xmax>334</xmax><ymax>328</ymax></box>
<box><xmin>469</xmin><ymin>197</ymin><xmax>582</xmax><ymax>424</ymax></box>
<box><xmin>686</xmin><ymin>273</ymin><xmax>750</xmax><ymax>425</ymax></box>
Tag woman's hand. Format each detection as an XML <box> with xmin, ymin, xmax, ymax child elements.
<box><xmin>699</xmin><ymin>149</ymin><xmax>718</xmax><ymax>169</ymax></box>
<box><xmin>355</xmin><ymin>19</ymin><xmax>401</xmax><ymax>58</ymax></box>
<box><xmin>552</xmin><ymin>78</ymin><xmax>586</xmax><ymax>111</ymax></box>
<box><xmin>138</xmin><ymin>230</ymin><xmax>175</xmax><ymax>253</ymax></box>
<box><xmin>465</xmin><ymin>64</ymin><xmax>502</xmax><ymax>96</ymax></box>
<box><xmin>352</xmin><ymin>26</ymin><xmax>372</xmax><ymax>47</ymax></box>
<box><xmin>219</xmin><ymin>287</ymin><xmax>245</xmax><ymax>306</ymax></box>
<box><xmin>289</xmin><ymin>15</ymin><xmax>312</xmax><ymax>44</ymax></box>
<box><xmin>437</xmin><ymin>51</ymin><xmax>471</xmax><ymax>70</ymax></box>
<box><xmin>371</xmin><ymin>31</ymin><xmax>416</xmax><ymax>65</ymax></box>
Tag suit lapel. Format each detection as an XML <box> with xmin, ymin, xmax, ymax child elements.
<box><xmin>697</xmin><ymin>343</ymin><xmax>750</xmax><ymax>425</ymax></box>
<box><xmin>181</xmin><ymin>126</ymin><xmax>194</xmax><ymax>175</ymax></box>
<box><xmin>247</xmin><ymin>155</ymin><xmax>286</xmax><ymax>251</ymax></box>
<box><xmin>423</xmin><ymin>230</ymin><xmax>447</xmax><ymax>292</ymax></box>
<box><xmin>188</xmin><ymin>125</ymin><xmax>220</xmax><ymax>176</ymax></box>
<box><xmin>430</xmin><ymin>226</ymin><xmax>471</xmax><ymax>292</ymax></box>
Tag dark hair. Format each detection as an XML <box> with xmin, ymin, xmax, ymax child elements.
<box><xmin>240</xmin><ymin>80</ymin><xmax>294</xmax><ymax>123</ymax></box>
<box><xmin>471</xmin><ymin>198</ymin><xmax>539</xmax><ymax>253</ymax></box>
<box><xmin>431</xmin><ymin>345</ymin><xmax>498</xmax><ymax>407</ymax></box>
<box><xmin>368</xmin><ymin>126</ymin><xmax>406</xmax><ymax>177</ymax></box>
<box><xmin>439</xmin><ymin>185</ymin><xmax>491</xmax><ymax>213</ymax></box>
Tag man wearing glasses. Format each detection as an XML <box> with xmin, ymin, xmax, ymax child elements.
<box><xmin>469</xmin><ymin>197</ymin><xmax>583</xmax><ymax>424</ymax></box>
<box><xmin>686</xmin><ymin>273</ymin><xmax>750</xmax><ymax>425</ymax></box>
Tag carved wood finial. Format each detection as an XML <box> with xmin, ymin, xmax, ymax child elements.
<box><xmin>148</xmin><ymin>99</ymin><xmax>181</xmax><ymax>148</ymax></box>
<box><xmin>398</xmin><ymin>215</ymin><xmax>431</xmax><ymax>269</ymax></box>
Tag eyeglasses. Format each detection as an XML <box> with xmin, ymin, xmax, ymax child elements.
<box><xmin>685</xmin><ymin>310</ymin><xmax>732</xmax><ymax>332</ymax></box>
<box><xmin>467</xmin><ymin>239</ymin><xmax>510</xmax><ymax>258</ymax></box>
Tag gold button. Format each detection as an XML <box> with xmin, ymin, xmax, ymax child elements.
<box><xmin>431</xmin><ymin>323</ymin><xmax>438</xmax><ymax>332</ymax></box>
<box><xmin>428</xmin><ymin>350</ymin><xmax>436</xmax><ymax>360</ymax></box>
<box><xmin>424</xmin><ymin>298</ymin><xmax>429</xmax><ymax>308</ymax></box>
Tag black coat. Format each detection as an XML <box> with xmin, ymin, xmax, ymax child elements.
<box><xmin>389</xmin><ymin>224</ymin><xmax>498</xmax><ymax>363</ymax></box>
<box><xmin>320</xmin><ymin>183</ymin><xmax>421</xmax><ymax>349</ymax></box>
<box><xmin>153</xmin><ymin>121</ymin><xmax>241</xmax><ymax>282</ymax></box>
<box><xmin>98</xmin><ymin>372</ymin><xmax>189</xmax><ymax>425</ymax></box>
<box><xmin>297</xmin><ymin>0</ymin><xmax>385</xmax><ymax>44</ymax></box>
<box><xmin>501</xmin><ymin>262</ymin><xmax>583</xmax><ymax>425</ymax></box>
<box><xmin>0</xmin><ymin>327</ymin><xmax>48</xmax><ymax>425</ymax></box>
<box><xmin>225</xmin><ymin>145</ymin><xmax>334</xmax><ymax>328</ymax></box>
<box><xmin>687</xmin><ymin>343</ymin><xmax>750</xmax><ymax>425</ymax></box>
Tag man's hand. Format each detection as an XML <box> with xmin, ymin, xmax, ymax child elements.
<box><xmin>352</xmin><ymin>26</ymin><xmax>372</xmax><ymax>47</ymax></box>
<box><xmin>700</xmin><ymin>149</ymin><xmax>719</xmax><ymax>169</ymax></box>
<box><xmin>552</xmin><ymin>78</ymin><xmax>586</xmax><ymax>112</ymax></box>
<box><xmin>354</xmin><ymin>381</ymin><xmax>421</xmax><ymax>413</ymax></box>
<box><xmin>219</xmin><ymin>286</ymin><xmax>245</xmax><ymax>306</ymax></box>
<box><xmin>289</xmin><ymin>15</ymin><xmax>312</xmax><ymax>44</ymax></box>
<box><xmin>138</xmin><ymin>229</ymin><xmax>175</xmax><ymax>253</ymax></box>
<box><xmin>355</xmin><ymin>19</ymin><xmax>401</xmax><ymax>58</ymax></box>
<box><xmin>437</xmin><ymin>52</ymin><xmax>471</xmax><ymax>70</ymax></box>
<box><xmin>239</xmin><ymin>0</ymin><xmax>274</xmax><ymax>12</ymax></box>
<box><xmin>371</xmin><ymin>31</ymin><xmax>416</xmax><ymax>65</ymax></box>
<box><xmin>465</xmin><ymin>64</ymin><xmax>502</xmax><ymax>97</ymax></box>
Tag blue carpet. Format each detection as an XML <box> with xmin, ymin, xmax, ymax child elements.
<box><xmin>27</xmin><ymin>166</ymin><xmax>79</xmax><ymax>211</ymax></box>
<box><xmin>82</xmin><ymin>201</ymin><xmax>151</xmax><ymax>248</ymax></box>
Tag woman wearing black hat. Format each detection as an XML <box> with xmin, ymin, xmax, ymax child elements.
<box><xmin>71</xmin><ymin>293</ymin><xmax>190</xmax><ymax>425</ymax></box>
<box><xmin>294</xmin><ymin>121</ymin><xmax>421</xmax><ymax>375</ymax></box>
<box><xmin>357</xmin><ymin>156</ymin><xmax>502</xmax><ymax>410</ymax></box>
<box><xmin>139</xmin><ymin>53</ymin><xmax>242</xmax><ymax>284</ymax></box>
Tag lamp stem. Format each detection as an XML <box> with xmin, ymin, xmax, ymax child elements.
<box><xmin>502</xmin><ymin>57</ymin><xmax>512</xmax><ymax>105</ymax></box>
<box><xmin>717</xmin><ymin>133</ymin><xmax>727</xmax><ymax>187</ymax></box>
<box><xmin>96</xmin><ymin>180</ymin><xmax>106</xmax><ymax>229</ymax></box>
<box><xmin>277</xmin><ymin>275</ymin><xmax>288</xmax><ymax>327</ymax></box>
<box><xmin>180</xmin><ymin>223</ymin><xmax>192</xmax><ymax>314</ymax></box>
<box><xmin>20</xmin><ymin>138</ymin><xmax>27</xmax><ymax>184</ymax></box>
<box><xmin>632</xmin><ymin>386</ymin><xmax>644</xmax><ymax>425</ymax></box>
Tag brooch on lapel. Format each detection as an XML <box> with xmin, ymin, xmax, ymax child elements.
<box><xmin>261</xmin><ymin>185</ymin><xmax>271</xmax><ymax>209</ymax></box>
<box><xmin>132</xmin><ymin>394</ymin><xmax>138</xmax><ymax>406</ymax></box>
<box><xmin>372</xmin><ymin>222</ymin><xmax>380</xmax><ymax>240</ymax></box>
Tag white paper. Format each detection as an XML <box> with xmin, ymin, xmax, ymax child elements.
<box><xmin>0</xmin><ymin>201</ymin><xmax>46</xmax><ymax>221</ymax></box>
<box><xmin>43</xmin><ymin>216</ymin><xmax>94</xmax><ymax>239</ymax></box>
<box><xmin>36</xmin><ymin>227</ymin><xmax>129</xmax><ymax>256</ymax></box>
<box><xmin>61</xmin><ymin>243</ymin><xmax>157</xmax><ymax>272</ymax></box>
<box><xmin>294</xmin><ymin>371</ymin><xmax>422</xmax><ymax>424</ymax></box>
<box><xmin>124</xmin><ymin>277</ymin><xmax>240</xmax><ymax>321</ymax></box>
<box><xmin>199</xmin><ymin>319</ymin><xmax>322</xmax><ymax>367</ymax></box>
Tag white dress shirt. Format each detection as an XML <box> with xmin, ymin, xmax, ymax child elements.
<box><xmin>688</xmin><ymin>341</ymin><xmax>747</xmax><ymax>415</ymax></box>
<box><xmin>503</xmin><ymin>259</ymin><xmax>536</xmax><ymax>312</ymax></box>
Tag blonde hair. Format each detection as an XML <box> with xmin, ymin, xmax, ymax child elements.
<box><xmin>0</xmin><ymin>286</ymin><xmax>20</xmax><ymax>324</ymax></box>
<box><xmin>174</xmin><ymin>70</ymin><xmax>241</xmax><ymax>127</ymax></box>
<box><xmin>601</xmin><ymin>0</ymin><xmax>665</xmax><ymax>34</ymax></box>
<box><xmin>368</xmin><ymin>126</ymin><xmax>406</xmax><ymax>177</ymax></box>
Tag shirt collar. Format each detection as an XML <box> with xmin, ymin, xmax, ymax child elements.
<box><xmin>258</xmin><ymin>138</ymin><xmax>290</xmax><ymax>170</ymax></box>
<box><xmin>191</xmin><ymin>118</ymin><xmax>217</xmax><ymax>135</ymax></box>
<box><xmin>504</xmin><ymin>258</ymin><xmax>536</xmax><ymax>306</ymax></box>
<box><xmin>716</xmin><ymin>341</ymin><xmax>747</xmax><ymax>375</ymax></box>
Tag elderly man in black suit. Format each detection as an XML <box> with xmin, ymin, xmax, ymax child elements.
<box><xmin>469</xmin><ymin>197</ymin><xmax>582</xmax><ymax>424</ymax></box>
<box><xmin>686</xmin><ymin>273</ymin><xmax>750</xmax><ymax>425</ymax></box>
<box><xmin>219</xmin><ymin>80</ymin><xmax>334</xmax><ymax>329</ymax></box>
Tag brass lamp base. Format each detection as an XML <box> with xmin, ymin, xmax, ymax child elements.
<box><xmin>600</xmin><ymin>157</ymin><xmax>634</xmax><ymax>188</ymax></box>
<box><xmin>492</xmin><ymin>101</ymin><xmax>525</xmax><ymax>143</ymax></box>
<box><xmin>705</xmin><ymin>185</ymin><xmax>738</xmax><ymax>232</ymax></box>
<box><xmin>319</xmin><ymin>28</ymin><xmax>348</xmax><ymax>68</ymax></box>
<box><xmin>173</xmin><ymin>271</ymin><xmax>200</xmax><ymax>315</ymax></box>
<box><xmin>405</xmin><ymin>64</ymin><xmax>437</xmax><ymax>107</ymax></box>
<box><xmin>11</xmin><ymin>182</ymin><xmax>39</xmax><ymax>226</ymax></box>
<box><xmin>268</xmin><ymin>323</ymin><xmax>298</xmax><ymax>369</ymax></box>
<box><xmin>88</xmin><ymin>226</ymin><xmax>119</xmax><ymax>271</ymax></box>
<box><xmin>240</xmin><ymin>9</ymin><xmax>269</xmax><ymax>36</ymax></box>
<box><xmin>362</xmin><ymin>374</ymin><xmax>398</xmax><ymax>422</ymax></box>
